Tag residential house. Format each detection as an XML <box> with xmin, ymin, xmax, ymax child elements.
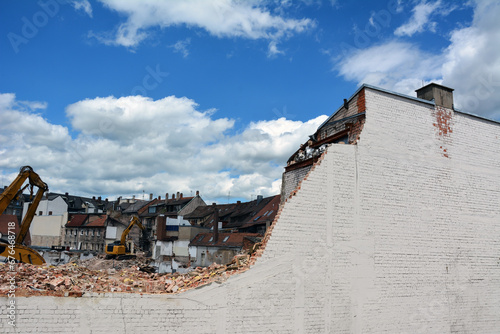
<box><xmin>188</xmin><ymin>232</ymin><xmax>261</xmax><ymax>267</ymax></box>
<box><xmin>63</xmin><ymin>214</ymin><xmax>118</xmax><ymax>252</ymax></box>
<box><xmin>140</xmin><ymin>191</ymin><xmax>206</xmax><ymax>254</ymax></box>
<box><xmin>23</xmin><ymin>192</ymin><xmax>109</xmax><ymax>248</ymax></box>
<box><xmin>183</xmin><ymin>195</ymin><xmax>280</xmax><ymax>233</ymax></box>
<box><xmin>152</xmin><ymin>215</ymin><xmax>209</xmax><ymax>273</ymax></box>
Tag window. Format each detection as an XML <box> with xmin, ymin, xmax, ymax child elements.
<box><xmin>223</xmin><ymin>236</ymin><xmax>229</xmax><ymax>242</ymax></box>
<box><xmin>91</xmin><ymin>230</ymin><xmax>94</xmax><ymax>236</ymax></box>
<box><xmin>38</xmin><ymin>211</ymin><xmax>42</xmax><ymax>215</ymax></box>
<box><xmin>209</xmin><ymin>237</ymin><xmax>213</xmax><ymax>242</ymax></box>
<box><xmin>97</xmin><ymin>230</ymin><xmax>100</xmax><ymax>236</ymax></box>
<box><xmin>85</xmin><ymin>230</ymin><xmax>88</xmax><ymax>235</ymax></box>
<box><xmin>48</xmin><ymin>211</ymin><xmax>52</xmax><ymax>215</ymax></box>
<box><xmin>148</xmin><ymin>206</ymin><xmax>157</xmax><ymax>214</ymax></box>
<box><xmin>267</xmin><ymin>210</ymin><xmax>274</xmax><ymax>216</ymax></box>
<box><xmin>80</xmin><ymin>230</ymin><xmax>84</xmax><ymax>235</ymax></box>
<box><xmin>197</xmin><ymin>235</ymin><xmax>204</xmax><ymax>242</ymax></box>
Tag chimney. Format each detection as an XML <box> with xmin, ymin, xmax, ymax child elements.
<box><xmin>105</xmin><ymin>198</ymin><xmax>108</xmax><ymax>202</ymax></box>
<box><xmin>212</xmin><ymin>203</ymin><xmax>219</xmax><ymax>243</ymax></box>
<box><xmin>158</xmin><ymin>196</ymin><xmax>161</xmax><ymax>200</ymax></box>
<box><xmin>98</xmin><ymin>196</ymin><xmax>101</xmax><ymax>202</ymax></box>
<box><xmin>149</xmin><ymin>193</ymin><xmax>153</xmax><ymax>200</ymax></box>
<box><xmin>416</xmin><ymin>83</ymin><xmax>454</xmax><ymax>109</ymax></box>
<box><xmin>172</xmin><ymin>194</ymin><xmax>175</xmax><ymax>199</ymax></box>
<box><xmin>237</xmin><ymin>200</ymin><xmax>241</xmax><ymax>204</ymax></box>
<box><xmin>92</xmin><ymin>196</ymin><xmax>96</xmax><ymax>200</ymax></box>
<box><xmin>165</xmin><ymin>193</ymin><xmax>169</xmax><ymax>200</ymax></box>
<box><xmin>256</xmin><ymin>195</ymin><xmax>263</xmax><ymax>205</ymax></box>
<box><xmin>65</xmin><ymin>192</ymin><xmax>69</xmax><ymax>196</ymax></box>
<box><xmin>196</xmin><ymin>190</ymin><xmax>199</xmax><ymax>196</ymax></box>
<box><xmin>176</xmin><ymin>192</ymin><xmax>180</xmax><ymax>199</ymax></box>
<box><xmin>180</xmin><ymin>193</ymin><xmax>183</xmax><ymax>199</ymax></box>
<box><xmin>132</xmin><ymin>195</ymin><xmax>135</xmax><ymax>200</ymax></box>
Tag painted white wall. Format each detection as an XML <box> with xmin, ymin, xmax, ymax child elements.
<box><xmin>3</xmin><ymin>87</ymin><xmax>500</xmax><ymax>333</ymax></box>
<box><xmin>22</xmin><ymin>195</ymin><xmax>67</xmax><ymax>219</ymax></box>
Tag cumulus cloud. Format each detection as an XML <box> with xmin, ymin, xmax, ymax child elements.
<box><xmin>337</xmin><ymin>41</ymin><xmax>442</xmax><ymax>95</ymax></box>
<box><xmin>0</xmin><ymin>93</ymin><xmax>327</xmax><ymax>203</ymax></box>
<box><xmin>92</xmin><ymin>0</ymin><xmax>314</xmax><ymax>50</ymax></box>
<box><xmin>336</xmin><ymin>0</ymin><xmax>500</xmax><ymax>119</ymax></box>
<box><xmin>394</xmin><ymin>0</ymin><xmax>449</xmax><ymax>37</ymax></box>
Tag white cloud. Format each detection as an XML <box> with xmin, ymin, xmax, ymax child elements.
<box><xmin>170</xmin><ymin>38</ymin><xmax>191</xmax><ymax>58</ymax></box>
<box><xmin>337</xmin><ymin>41</ymin><xmax>442</xmax><ymax>95</ymax></box>
<box><xmin>93</xmin><ymin>0</ymin><xmax>314</xmax><ymax>50</ymax></box>
<box><xmin>394</xmin><ymin>0</ymin><xmax>452</xmax><ymax>37</ymax></box>
<box><xmin>71</xmin><ymin>0</ymin><xmax>93</xmax><ymax>17</ymax></box>
<box><xmin>336</xmin><ymin>0</ymin><xmax>500</xmax><ymax>119</ymax></box>
<box><xmin>0</xmin><ymin>93</ymin><xmax>326</xmax><ymax>203</ymax></box>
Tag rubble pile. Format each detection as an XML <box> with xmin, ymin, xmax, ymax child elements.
<box><xmin>0</xmin><ymin>253</ymin><xmax>255</xmax><ymax>297</ymax></box>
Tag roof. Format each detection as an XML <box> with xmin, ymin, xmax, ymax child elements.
<box><xmin>189</xmin><ymin>232</ymin><xmax>261</xmax><ymax>248</ymax></box>
<box><xmin>66</xmin><ymin>214</ymin><xmax>110</xmax><ymax>228</ymax></box>
<box><xmin>122</xmin><ymin>199</ymin><xmax>151</xmax><ymax>213</ymax></box>
<box><xmin>66</xmin><ymin>214</ymin><xmax>88</xmax><ymax>227</ymax></box>
<box><xmin>137</xmin><ymin>198</ymin><xmax>161</xmax><ymax>215</ymax></box>
<box><xmin>239</xmin><ymin>195</ymin><xmax>280</xmax><ymax>229</ymax></box>
<box><xmin>86</xmin><ymin>215</ymin><xmax>107</xmax><ymax>227</ymax></box>
<box><xmin>318</xmin><ymin>83</ymin><xmax>500</xmax><ymax>130</ymax></box>
<box><xmin>184</xmin><ymin>195</ymin><xmax>280</xmax><ymax>230</ymax></box>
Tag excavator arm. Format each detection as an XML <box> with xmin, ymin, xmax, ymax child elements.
<box><xmin>120</xmin><ymin>216</ymin><xmax>145</xmax><ymax>245</ymax></box>
<box><xmin>106</xmin><ymin>216</ymin><xmax>145</xmax><ymax>258</ymax></box>
<box><xmin>0</xmin><ymin>166</ymin><xmax>48</xmax><ymax>264</ymax></box>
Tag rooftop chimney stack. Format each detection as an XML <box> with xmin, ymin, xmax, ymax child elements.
<box><xmin>176</xmin><ymin>192</ymin><xmax>180</xmax><ymax>199</ymax></box>
<box><xmin>180</xmin><ymin>193</ymin><xmax>183</xmax><ymax>199</ymax></box>
<box><xmin>149</xmin><ymin>193</ymin><xmax>153</xmax><ymax>200</ymax></box>
<box><xmin>196</xmin><ymin>190</ymin><xmax>199</xmax><ymax>196</ymax></box>
<box><xmin>212</xmin><ymin>203</ymin><xmax>219</xmax><ymax>243</ymax></box>
<box><xmin>416</xmin><ymin>83</ymin><xmax>454</xmax><ymax>109</ymax></box>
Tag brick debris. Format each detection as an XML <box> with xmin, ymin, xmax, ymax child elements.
<box><xmin>0</xmin><ymin>252</ymin><xmax>255</xmax><ymax>297</ymax></box>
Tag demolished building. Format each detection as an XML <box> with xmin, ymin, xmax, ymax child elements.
<box><xmin>1</xmin><ymin>83</ymin><xmax>500</xmax><ymax>333</ymax></box>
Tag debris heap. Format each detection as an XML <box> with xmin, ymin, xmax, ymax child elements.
<box><xmin>0</xmin><ymin>253</ymin><xmax>254</xmax><ymax>297</ymax></box>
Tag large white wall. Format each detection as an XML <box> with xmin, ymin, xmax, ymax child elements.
<box><xmin>1</xmin><ymin>87</ymin><xmax>499</xmax><ymax>333</ymax></box>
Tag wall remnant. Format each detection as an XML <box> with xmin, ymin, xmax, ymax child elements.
<box><xmin>2</xmin><ymin>84</ymin><xmax>500</xmax><ymax>334</ymax></box>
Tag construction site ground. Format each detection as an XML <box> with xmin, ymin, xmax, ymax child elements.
<box><xmin>0</xmin><ymin>253</ymin><xmax>253</xmax><ymax>297</ymax></box>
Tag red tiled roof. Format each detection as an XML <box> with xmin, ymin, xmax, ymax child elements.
<box><xmin>189</xmin><ymin>232</ymin><xmax>261</xmax><ymax>248</ymax></box>
<box><xmin>86</xmin><ymin>215</ymin><xmax>106</xmax><ymax>227</ymax></box>
<box><xmin>66</xmin><ymin>214</ymin><xmax>88</xmax><ymax>227</ymax></box>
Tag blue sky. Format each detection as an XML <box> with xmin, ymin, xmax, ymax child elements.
<box><xmin>1</xmin><ymin>0</ymin><xmax>499</xmax><ymax>203</ymax></box>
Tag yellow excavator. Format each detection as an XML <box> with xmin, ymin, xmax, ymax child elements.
<box><xmin>0</xmin><ymin>166</ymin><xmax>48</xmax><ymax>265</ymax></box>
<box><xmin>105</xmin><ymin>216</ymin><xmax>145</xmax><ymax>259</ymax></box>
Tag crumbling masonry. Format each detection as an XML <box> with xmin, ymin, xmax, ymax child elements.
<box><xmin>1</xmin><ymin>83</ymin><xmax>500</xmax><ymax>333</ymax></box>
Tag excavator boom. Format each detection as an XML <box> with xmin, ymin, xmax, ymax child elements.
<box><xmin>106</xmin><ymin>216</ymin><xmax>145</xmax><ymax>258</ymax></box>
<box><xmin>0</xmin><ymin>166</ymin><xmax>48</xmax><ymax>264</ymax></box>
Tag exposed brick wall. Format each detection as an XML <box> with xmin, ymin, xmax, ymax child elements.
<box><xmin>280</xmin><ymin>164</ymin><xmax>312</xmax><ymax>204</ymax></box>
<box><xmin>2</xmin><ymin>87</ymin><xmax>500</xmax><ymax>333</ymax></box>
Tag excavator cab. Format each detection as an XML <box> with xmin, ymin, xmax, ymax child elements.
<box><xmin>105</xmin><ymin>216</ymin><xmax>144</xmax><ymax>260</ymax></box>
